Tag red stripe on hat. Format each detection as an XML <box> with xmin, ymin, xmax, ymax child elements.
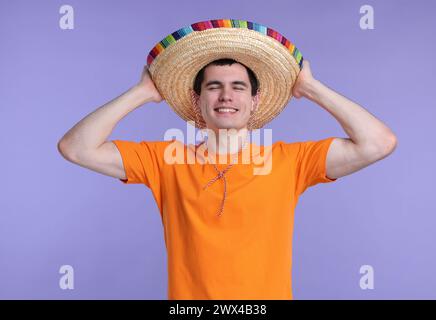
<box><xmin>204</xmin><ymin>20</ymin><xmax>213</xmax><ymax>29</ymax></box>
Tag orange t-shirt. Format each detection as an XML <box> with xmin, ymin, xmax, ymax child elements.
<box><xmin>112</xmin><ymin>137</ymin><xmax>338</xmax><ymax>300</ymax></box>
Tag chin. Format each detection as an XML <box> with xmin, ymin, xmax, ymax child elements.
<box><xmin>215</xmin><ymin>120</ymin><xmax>237</xmax><ymax>127</ymax></box>
<box><xmin>205</xmin><ymin>118</ymin><xmax>248</xmax><ymax>132</ymax></box>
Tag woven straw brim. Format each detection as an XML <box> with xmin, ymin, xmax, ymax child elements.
<box><xmin>148</xmin><ymin>27</ymin><xmax>301</xmax><ymax>129</ymax></box>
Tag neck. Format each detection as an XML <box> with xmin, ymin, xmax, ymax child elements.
<box><xmin>203</xmin><ymin>127</ymin><xmax>249</xmax><ymax>156</ymax></box>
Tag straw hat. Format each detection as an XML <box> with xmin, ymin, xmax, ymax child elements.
<box><xmin>147</xmin><ymin>19</ymin><xmax>303</xmax><ymax>129</ymax></box>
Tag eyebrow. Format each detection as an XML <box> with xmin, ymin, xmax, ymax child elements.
<box><xmin>205</xmin><ymin>80</ymin><xmax>248</xmax><ymax>88</ymax></box>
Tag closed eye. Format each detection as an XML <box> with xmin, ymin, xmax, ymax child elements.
<box><xmin>208</xmin><ymin>87</ymin><xmax>245</xmax><ymax>90</ymax></box>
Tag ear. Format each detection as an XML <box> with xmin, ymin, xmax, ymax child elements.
<box><xmin>190</xmin><ymin>89</ymin><xmax>200</xmax><ymax>110</ymax></box>
<box><xmin>189</xmin><ymin>89</ymin><xmax>200</xmax><ymax>106</ymax></box>
<box><xmin>251</xmin><ymin>89</ymin><xmax>260</xmax><ymax>113</ymax></box>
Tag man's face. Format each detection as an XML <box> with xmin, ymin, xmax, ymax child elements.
<box><xmin>193</xmin><ymin>63</ymin><xmax>259</xmax><ymax>133</ymax></box>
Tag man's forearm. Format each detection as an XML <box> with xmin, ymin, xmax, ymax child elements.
<box><xmin>58</xmin><ymin>85</ymin><xmax>153</xmax><ymax>154</ymax></box>
<box><xmin>302</xmin><ymin>79</ymin><xmax>396</xmax><ymax>148</ymax></box>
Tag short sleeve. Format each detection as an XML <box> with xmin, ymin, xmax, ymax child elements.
<box><xmin>294</xmin><ymin>137</ymin><xmax>338</xmax><ymax>196</ymax></box>
<box><xmin>111</xmin><ymin>140</ymin><xmax>165</xmax><ymax>188</ymax></box>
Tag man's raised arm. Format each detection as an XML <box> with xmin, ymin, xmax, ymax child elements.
<box><xmin>57</xmin><ymin>66</ymin><xmax>163</xmax><ymax>180</ymax></box>
<box><xmin>292</xmin><ymin>60</ymin><xmax>397</xmax><ymax>180</ymax></box>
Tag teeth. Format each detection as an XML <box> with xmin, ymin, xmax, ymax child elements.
<box><xmin>216</xmin><ymin>108</ymin><xmax>237</xmax><ymax>113</ymax></box>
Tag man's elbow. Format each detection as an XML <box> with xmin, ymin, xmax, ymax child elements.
<box><xmin>359</xmin><ymin>132</ymin><xmax>397</xmax><ymax>163</ymax></box>
<box><xmin>373</xmin><ymin>132</ymin><xmax>398</xmax><ymax>160</ymax></box>
<box><xmin>57</xmin><ymin>138</ymin><xmax>78</xmax><ymax>163</ymax></box>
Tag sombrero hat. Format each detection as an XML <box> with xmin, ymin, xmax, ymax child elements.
<box><xmin>146</xmin><ymin>19</ymin><xmax>303</xmax><ymax>129</ymax></box>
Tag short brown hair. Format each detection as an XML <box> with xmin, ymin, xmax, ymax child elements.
<box><xmin>193</xmin><ymin>58</ymin><xmax>259</xmax><ymax>96</ymax></box>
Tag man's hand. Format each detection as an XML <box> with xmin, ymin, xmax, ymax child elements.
<box><xmin>136</xmin><ymin>65</ymin><xmax>163</xmax><ymax>103</ymax></box>
<box><xmin>292</xmin><ymin>60</ymin><xmax>316</xmax><ymax>99</ymax></box>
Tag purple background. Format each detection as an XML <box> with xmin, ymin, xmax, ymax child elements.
<box><xmin>1</xmin><ymin>0</ymin><xmax>435</xmax><ymax>299</ymax></box>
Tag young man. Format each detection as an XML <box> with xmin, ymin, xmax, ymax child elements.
<box><xmin>58</xmin><ymin>19</ymin><xmax>397</xmax><ymax>300</ymax></box>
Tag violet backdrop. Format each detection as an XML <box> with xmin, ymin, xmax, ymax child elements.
<box><xmin>1</xmin><ymin>0</ymin><xmax>435</xmax><ymax>299</ymax></box>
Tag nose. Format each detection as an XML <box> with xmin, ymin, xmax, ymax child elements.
<box><xmin>218</xmin><ymin>86</ymin><xmax>233</xmax><ymax>102</ymax></box>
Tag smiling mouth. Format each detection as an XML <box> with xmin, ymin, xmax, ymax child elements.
<box><xmin>214</xmin><ymin>107</ymin><xmax>239</xmax><ymax>114</ymax></box>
